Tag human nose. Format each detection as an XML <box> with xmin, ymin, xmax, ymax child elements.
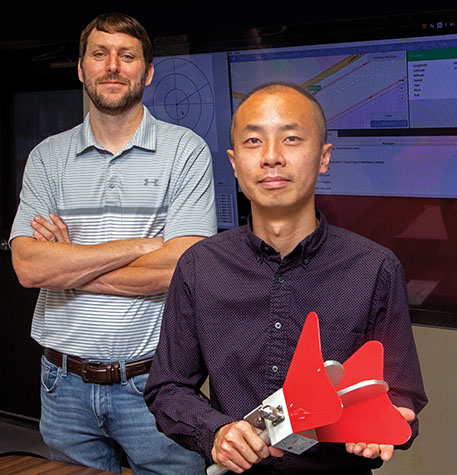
<box><xmin>106</xmin><ymin>53</ymin><xmax>121</xmax><ymax>73</ymax></box>
<box><xmin>262</xmin><ymin>139</ymin><xmax>285</xmax><ymax>167</ymax></box>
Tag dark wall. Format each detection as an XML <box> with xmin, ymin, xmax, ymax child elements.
<box><xmin>1</xmin><ymin>89</ymin><xmax>83</xmax><ymax>419</ymax></box>
<box><xmin>0</xmin><ymin>253</ymin><xmax>41</xmax><ymax>418</ymax></box>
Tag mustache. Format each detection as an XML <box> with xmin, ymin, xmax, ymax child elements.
<box><xmin>97</xmin><ymin>73</ymin><xmax>129</xmax><ymax>84</ymax></box>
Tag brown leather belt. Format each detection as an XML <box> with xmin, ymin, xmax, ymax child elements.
<box><xmin>44</xmin><ymin>348</ymin><xmax>153</xmax><ymax>384</ymax></box>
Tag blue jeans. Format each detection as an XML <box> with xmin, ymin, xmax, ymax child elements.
<box><xmin>40</xmin><ymin>354</ymin><xmax>205</xmax><ymax>474</ymax></box>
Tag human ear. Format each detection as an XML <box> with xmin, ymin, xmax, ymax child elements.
<box><xmin>319</xmin><ymin>143</ymin><xmax>332</xmax><ymax>173</ymax></box>
<box><xmin>227</xmin><ymin>149</ymin><xmax>238</xmax><ymax>178</ymax></box>
<box><xmin>145</xmin><ymin>64</ymin><xmax>154</xmax><ymax>86</ymax></box>
<box><xmin>77</xmin><ymin>59</ymin><xmax>84</xmax><ymax>83</ymax></box>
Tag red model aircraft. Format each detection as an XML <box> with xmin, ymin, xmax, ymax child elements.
<box><xmin>207</xmin><ymin>312</ymin><xmax>412</xmax><ymax>475</ymax></box>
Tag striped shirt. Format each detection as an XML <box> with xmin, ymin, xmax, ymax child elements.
<box><xmin>10</xmin><ymin>106</ymin><xmax>217</xmax><ymax>360</ymax></box>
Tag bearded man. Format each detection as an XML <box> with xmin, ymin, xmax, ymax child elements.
<box><xmin>9</xmin><ymin>12</ymin><xmax>216</xmax><ymax>474</ymax></box>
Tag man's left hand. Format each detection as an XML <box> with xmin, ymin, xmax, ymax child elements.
<box><xmin>31</xmin><ymin>213</ymin><xmax>71</xmax><ymax>243</ymax></box>
<box><xmin>345</xmin><ymin>406</ymin><xmax>415</xmax><ymax>461</ymax></box>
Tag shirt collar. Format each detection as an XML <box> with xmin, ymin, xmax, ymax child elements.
<box><xmin>245</xmin><ymin>209</ymin><xmax>328</xmax><ymax>265</ymax></box>
<box><xmin>76</xmin><ymin>105</ymin><xmax>157</xmax><ymax>156</ymax></box>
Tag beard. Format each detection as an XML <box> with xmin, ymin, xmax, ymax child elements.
<box><xmin>82</xmin><ymin>70</ymin><xmax>147</xmax><ymax>116</ymax></box>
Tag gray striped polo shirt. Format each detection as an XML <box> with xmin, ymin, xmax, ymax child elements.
<box><xmin>10</xmin><ymin>106</ymin><xmax>217</xmax><ymax>360</ymax></box>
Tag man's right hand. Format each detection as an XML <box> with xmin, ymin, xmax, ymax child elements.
<box><xmin>211</xmin><ymin>421</ymin><xmax>283</xmax><ymax>473</ymax></box>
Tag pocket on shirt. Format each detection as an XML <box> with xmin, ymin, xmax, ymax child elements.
<box><xmin>319</xmin><ymin>329</ymin><xmax>366</xmax><ymax>364</ymax></box>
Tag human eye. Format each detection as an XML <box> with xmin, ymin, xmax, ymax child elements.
<box><xmin>244</xmin><ymin>137</ymin><xmax>262</xmax><ymax>147</ymax></box>
<box><xmin>284</xmin><ymin>135</ymin><xmax>303</xmax><ymax>145</ymax></box>
<box><xmin>120</xmin><ymin>50</ymin><xmax>136</xmax><ymax>62</ymax></box>
<box><xmin>92</xmin><ymin>51</ymin><xmax>107</xmax><ymax>60</ymax></box>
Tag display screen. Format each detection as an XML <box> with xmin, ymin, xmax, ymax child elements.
<box><xmin>142</xmin><ymin>26</ymin><xmax>457</xmax><ymax>325</ymax></box>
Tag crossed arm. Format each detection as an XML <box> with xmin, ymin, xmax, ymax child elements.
<box><xmin>211</xmin><ymin>407</ymin><xmax>416</xmax><ymax>474</ymax></box>
<box><xmin>11</xmin><ymin>213</ymin><xmax>204</xmax><ymax>296</ymax></box>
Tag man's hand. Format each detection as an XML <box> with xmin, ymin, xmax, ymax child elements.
<box><xmin>31</xmin><ymin>213</ymin><xmax>71</xmax><ymax>243</ymax></box>
<box><xmin>30</xmin><ymin>214</ymin><xmax>164</xmax><ymax>256</ymax></box>
<box><xmin>211</xmin><ymin>421</ymin><xmax>283</xmax><ymax>474</ymax></box>
<box><xmin>27</xmin><ymin>213</ymin><xmax>203</xmax><ymax>296</ymax></box>
<box><xmin>345</xmin><ymin>406</ymin><xmax>416</xmax><ymax>462</ymax></box>
<box><xmin>13</xmin><ymin>214</ymin><xmax>165</xmax><ymax>290</ymax></box>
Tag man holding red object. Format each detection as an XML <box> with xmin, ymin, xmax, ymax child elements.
<box><xmin>145</xmin><ymin>82</ymin><xmax>427</xmax><ymax>474</ymax></box>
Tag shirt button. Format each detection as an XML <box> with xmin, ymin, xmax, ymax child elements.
<box><xmin>109</xmin><ymin>183</ymin><xmax>115</xmax><ymax>189</ymax></box>
<box><xmin>275</xmin><ymin>322</ymin><xmax>282</xmax><ymax>329</ymax></box>
<box><xmin>277</xmin><ymin>276</ymin><xmax>285</xmax><ymax>283</ymax></box>
<box><xmin>271</xmin><ymin>365</ymin><xmax>279</xmax><ymax>373</ymax></box>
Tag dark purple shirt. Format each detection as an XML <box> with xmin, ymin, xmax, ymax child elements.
<box><xmin>145</xmin><ymin>211</ymin><xmax>427</xmax><ymax>474</ymax></box>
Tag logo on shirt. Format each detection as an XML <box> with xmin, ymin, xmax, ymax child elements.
<box><xmin>144</xmin><ymin>178</ymin><xmax>159</xmax><ymax>187</ymax></box>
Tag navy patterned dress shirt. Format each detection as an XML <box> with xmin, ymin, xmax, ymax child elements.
<box><xmin>145</xmin><ymin>210</ymin><xmax>427</xmax><ymax>474</ymax></box>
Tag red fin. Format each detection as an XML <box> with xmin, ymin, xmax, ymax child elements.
<box><xmin>283</xmin><ymin>312</ymin><xmax>342</xmax><ymax>432</ymax></box>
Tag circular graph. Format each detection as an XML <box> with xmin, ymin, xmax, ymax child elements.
<box><xmin>145</xmin><ymin>58</ymin><xmax>215</xmax><ymax>139</ymax></box>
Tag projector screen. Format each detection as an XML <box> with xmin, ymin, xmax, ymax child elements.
<box><xmin>142</xmin><ymin>23</ymin><xmax>457</xmax><ymax>326</ymax></box>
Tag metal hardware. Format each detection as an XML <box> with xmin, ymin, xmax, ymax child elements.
<box><xmin>80</xmin><ymin>361</ymin><xmax>102</xmax><ymax>383</ymax></box>
<box><xmin>0</xmin><ymin>237</ymin><xmax>8</xmax><ymax>251</ymax></box>
<box><xmin>259</xmin><ymin>404</ymin><xmax>285</xmax><ymax>426</ymax></box>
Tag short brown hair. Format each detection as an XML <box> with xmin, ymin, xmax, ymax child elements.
<box><xmin>79</xmin><ymin>12</ymin><xmax>153</xmax><ymax>66</ymax></box>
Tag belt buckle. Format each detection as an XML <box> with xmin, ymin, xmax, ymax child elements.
<box><xmin>81</xmin><ymin>361</ymin><xmax>102</xmax><ymax>383</ymax></box>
